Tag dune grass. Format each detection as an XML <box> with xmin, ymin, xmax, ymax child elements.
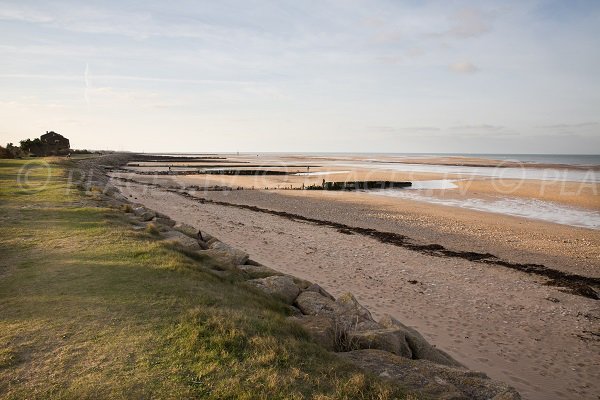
<box><xmin>0</xmin><ymin>158</ymin><xmax>408</xmax><ymax>399</ymax></box>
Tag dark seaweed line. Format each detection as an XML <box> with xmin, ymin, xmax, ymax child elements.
<box><xmin>111</xmin><ymin>177</ymin><xmax>599</xmax><ymax>299</ymax></box>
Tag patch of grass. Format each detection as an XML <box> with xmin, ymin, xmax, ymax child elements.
<box><xmin>0</xmin><ymin>158</ymin><xmax>408</xmax><ymax>399</ymax></box>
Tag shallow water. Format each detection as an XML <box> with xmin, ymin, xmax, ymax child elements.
<box><xmin>371</xmin><ymin>189</ymin><xmax>600</xmax><ymax>230</ymax></box>
<box><xmin>293</xmin><ymin>170</ymin><xmax>350</xmax><ymax>176</ymax></box>
<box><xmin>337</xmin><ymin>162</ymin><xmax>599</xmax><ymax>183</ymax></box>
<box><xmin>405</xmin><ymin>179</ymin><xmax>459</xmax><ymax>190</ymax></box>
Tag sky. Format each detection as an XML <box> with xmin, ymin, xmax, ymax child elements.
<box><xmin>1</xmin><ymin>0</ymin><xmax>599</xmax><ymax>154</ymax></box>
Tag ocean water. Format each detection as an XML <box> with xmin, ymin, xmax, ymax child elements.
<box><xmin>293</xmin><ymin>170</ymin><xmax>350</xmax><ymax>176</ymax></box>
<box><xmin>151</xmin><ymin>152</ymin><xmax>600</xmax><ymax>167</ymax></box>
<box><xmin>335</xmin><ymin>162</ymin><xmax>599</xmax><ymax>183</ymax></box>
<box><xmin>252</xmin><ymin>152</ymin><xmax>600</xmax><ymax>167</ymax></box>
<box><xmin>372</xmin><ymin>188</ymin><xmax>600</xmax><ymax>230</ymax></box>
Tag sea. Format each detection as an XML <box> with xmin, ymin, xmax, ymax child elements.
<box><xmin>156</xmin><ymin>152</ymin><xmax>600</xmax><ymax>167</ymax></box>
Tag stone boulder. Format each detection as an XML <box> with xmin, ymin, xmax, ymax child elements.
<box><xmin>347</xmin><ymin>328</ymin><xmax>412</xmax><ymax>358</ymax></box>
<box><xmin>133</xmin><ymin>206</ymin><xmax>156</xmax><ymax>221</ymax></box>
<box><xmin>248</xmin><ymin>275</ymin><xmax>301</xmax><ymax>304</ymax></box>
<box><xmin>303</xmin><ymin>283</ymin><xmax>335</xmax><ymax>301</ymax></box>
<box><xmin>154</xmin><ymin>217</ymin><xmax>176</xmax><ymax>227</ymax></box>
<box><xmin>208</xmin><ymin>241</ymin><xmax>249</xmax><ymax>265</ymax></box>
<box><xmin>339</xmin><ymin>349</ymin><xmax>520</xmax><ymax>400</ymax></box>
<box><xmin>107</xmin><ymin>187</ymin><xmax>128</xmax><ymax>202</ymax></box>
<box><xmin>379</xmin><ymin>314</ymin><xmax>463</xmax><ymax>368</ymax></box>
<box><xmin>288</xmin><ymin>315</ymin><xmax>336</xmax><ymax>350</ymax></box>
<box><xmin>161</xmin><ymin>230</ymin><xmax>201</xmax><ymax>251</ymax></box>
<box><xmin>295</xmin><ymin>291</ymin><xmax>379</xmax><ymax>331</ymax></box>
<box><xmin>237</xmin><ymin>264</ymin><xmax>281</xmax><ymax>278</ymax></box>
<box><xmin>174</xmin><ymin>223</ymin><xmax>198</xmax><ymax>238</ymax></box>
<box><xmin>336</xmin><ymin>293</ymin><xmax>376</xmax><ymax>327</ymax></box>
<box><xmin>295</xmin><ymin>291</ymin><xmax>338</xmax><ymax>318</ymax></box>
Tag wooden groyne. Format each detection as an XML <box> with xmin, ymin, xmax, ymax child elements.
<box><xmin>202</xmin><ymin>169</ymin><xmax>291</xmax><ymax>176</ymax></box>
<box><xmin>322</xmin><ymin>181</ymin><xmax>412</xmax><ymax>190</ymax></box>
<box><xmin>134</xmin><ymin>169</ymin><xmax>295</xmax><ymax>176</ymax></box>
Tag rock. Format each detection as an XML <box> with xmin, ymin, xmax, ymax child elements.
<box><xmin>208</xmin><ymin>241</ymin><xmax>249</xmax><ymax>265</ymax></box>
<box><xmin>132</xmin><ymin>206</ymin><xmax>147</xmax><ymax>216</ymax></box>
<box><xmin>348</xmin><ymin>328</ymin><xmax>412</xmax><ymax>358</ymax></box>
<box><xmin>237</xmin><ymin>264</ymin><xmax>281</xmax><ymax>278</ymax></box>
<box><xmin>132</xmin><ymin>206</ymin><xmax>156</xmax><ymax>221</ymax></box>
<box><xmin>139</xmin><ymin>211</ymin><xmax>156</xmax><ymax>221</ymax></box>
<box><xmin>161</xmin><ymin>230</ymin><xmax>201</xmax><ymax>250</ymax></box>
<box><xmin>295</xmin><ymin>291</ymin><xmax>379</xmax><ymax>330</ymax></box>
<box><xmin>105</xmin><ymin>198</ymin><xmax>127</xmax><ymax>209</ymax></box>
<box><xmin>290</xmin><ymin>277</ymin><xmax>314</xmax><ymax>291</ymax></box>
<box><xmin>201</xmin><ymin>232</ymin><xmax>216</xmax><ymax>242</ymax></box>
<box><xmin>379</xmin><ymin>314</ymin><xmax>463</xmax><ymax>367</ymax></box>
<box><xmin>109</xmin><ymin>190</ymin><xmax>128</xmax><ymax>202</ymax></box>
<box><xmin>335</xmin><ymin>293</ymin><xmax>375</xmax><ymax>325</ymax></box>
<box><xmin>339</xmin><ymin>349</ymin><xmax>520</xmax><ymax>400</ymax></box>
<box><xmin>248</xmin><ymin>275</ymin><xmax>301</xmax><ymax>304</ymax></box>
<box><xmin>304</xmin><ymin>283</ymin><xmax>335</xmax><ymax>301</ymax></box>
<box><xmin>154</xmin><ymin>217</ymin><xmax>176</xmax><ymax>227</ymax></box>
<box><xmin>103</xmin><ymin>185</ymin><xmax>120</xmax><ymax>196</ymax></box>
<box><xmin>288</xmin><ymin>315</ymin><xmax>336</xmax><ymax>350</ymax></box>
<box><xmin>174</xmin><ymin>223</ymin><xmax>199</xmax><ymax>238</ymax></box>
<box><xmin>295</xmin><ymin>291</ymin><xmax>338</xmax><ymax>318</ymax></box>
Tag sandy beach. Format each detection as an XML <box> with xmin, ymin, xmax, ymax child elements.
<box><xmin>110</xmin><ymin>154</ymin><xmax>599</xmax><ymax>400</ymax></box>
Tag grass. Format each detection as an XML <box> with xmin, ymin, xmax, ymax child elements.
<box><xmin>0</xmin><ymin>158</ymin><xmax>409</xmax><ymax>399</ymax></box>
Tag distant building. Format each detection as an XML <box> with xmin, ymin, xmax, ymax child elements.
<box><xmin>20</xmin><ymin>131</ymin><xmax>71</xmax><ymax>156</ymax></box>
<box><xmin>40</xmin><ymin>131</ymin><xmax>70</xmax><ymax>155</ymax></box>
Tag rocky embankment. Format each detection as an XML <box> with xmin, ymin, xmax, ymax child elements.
<box><xmin>80</xmin><ymin>154</ymin><xmax>521</xmax><ymax>400</ymax></box>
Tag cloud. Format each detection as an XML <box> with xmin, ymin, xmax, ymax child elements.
<box><xmin>376</xmin><ymin>55</ymin><xmax>404</xmax><ymax>65</ymax></box>
<box><xmin>0</xmin><ymin>73</ymin><xmax>257</xmax><ymax>86</ymax></box>
<box><xmin>450</xmin><ymin>124</ymin><xmax>504</xmax><ymax>131</ymax></box>
<box><xmin>369</xmin><ymin>126</ymin><xmax>441</xmax><ymax>133</ymax></box>
<box><xmin>371</xmin><ymin>30</ymin><xmax>404</xmax><ymax>44</ymax></box>
<box><xmin>0</xmin><ymin>4</ymin><xmax>53</xmax><ymax>23</ymax></box>
<box><xmin>538</xmin><ymin>122</ymin><xmax>599</xmax><ymax>129</ymax></box>
<box><xmin>536</xmin><ymin>122</ymin><xmax>600</xmax><ymax>137</ymax></box>
<box><xmin>449</xmin><ymin>61</ymin><xmax>479</xmax><ymax>74</ymax></box>
<box><xmin>448</xmin><ymin>124</ymin><xmax>520</xmax><ymax>137</ymax></box>
<box><xmin>447</xmin><ymin>8</ymin><xmax>491</xmax><ymax>38</ymax></box>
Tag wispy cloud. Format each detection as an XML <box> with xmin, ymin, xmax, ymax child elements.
<box><xmin>370</xmin><ymin>126</ymin><xmax>441</xmax><ymax>133</ymax></box>
<box><xmin>447</xmin><ymin>8</ymin><xmax>491</xmax><ymax>38</ymax></box>
<box><xmin>0</xmin><ymin>73</ymin><xmax>258</xmax><ymax>85</ymax></box>
<box><xmin>450</xmin><ymin>124</ymin><xmax>504</xmax><ymax>131</ymax></box>
<box><xmin>0</xmin><ymin>4</ymin><xmax>53</xmax><ymax>23</ymax></box>
<box><xmin>448</xmin><ymin>61</ymin><xmax>479</xmax><ymax>74</ymax></box>
<box><xmin>538</xmin><ymin>122</ymin><xmax>599</xmax><ymax>129</ymax></box>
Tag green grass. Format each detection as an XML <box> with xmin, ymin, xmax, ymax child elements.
<box><xmin>0</xmin><ymin>158</ymin><xmax>408</xmax><ymax>399</ymax></box>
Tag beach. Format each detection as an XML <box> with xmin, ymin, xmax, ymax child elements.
<box><xmin>110</xmin><ymin>153</ymin><xmax>600</xmax><ymax>400</ymax></box>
